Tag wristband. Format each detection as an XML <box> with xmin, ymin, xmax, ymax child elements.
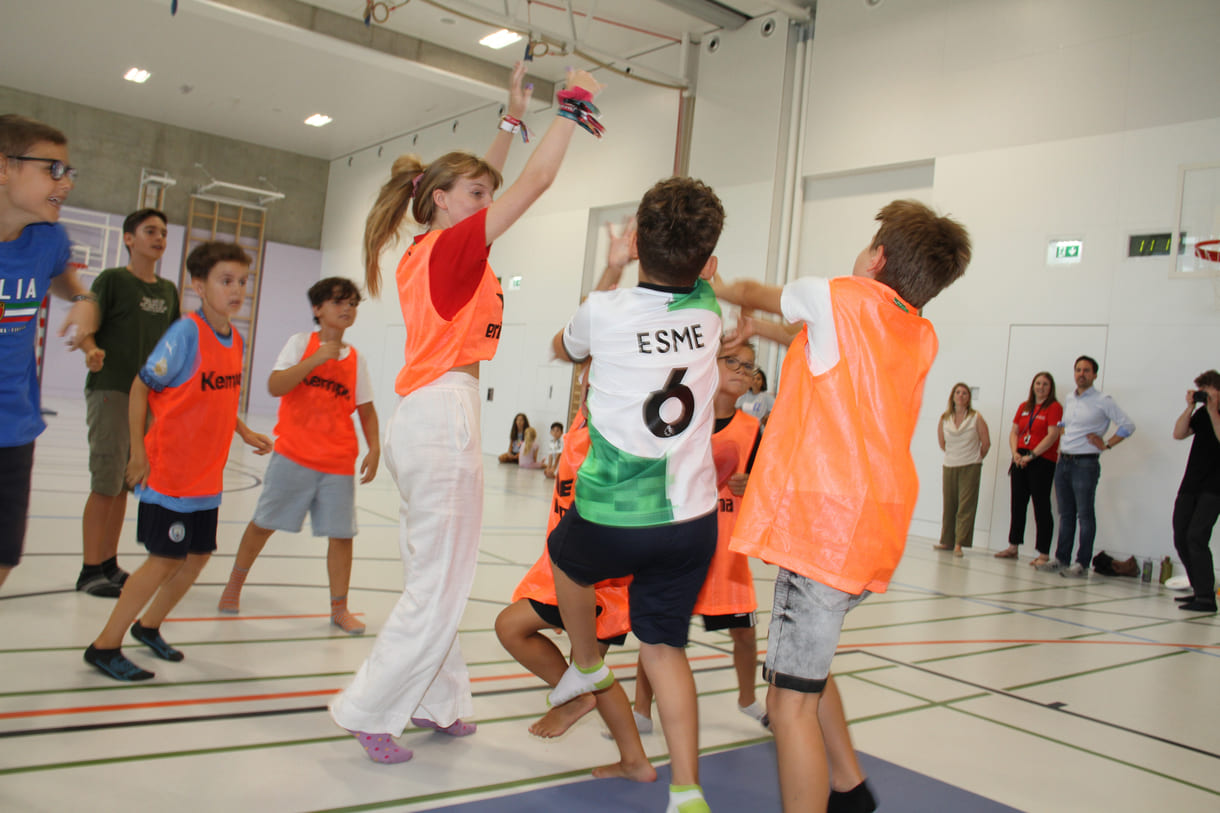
<box><xmin>556</xmin><ymin>86</ymin><xmax>594</xmax><ymax>104</ymax></box>
<box><xmin>71</xmin><ymin>293</ymin><xmax>98</xmax><ymax>303</ymax></box>
<box><xmin>499</xmin><ymin>115</ymin><xmax>530</xmax><ymax>143</ymax></box>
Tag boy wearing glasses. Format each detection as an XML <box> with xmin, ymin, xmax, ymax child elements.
<box><xmin>0</xmin><ymin>114</ymin><xmax>98</xmax><ymax>590</ymax></box>
<box><xmin>75</xmin><ymin>208</ymin><xmax>180</xmax><ymax>597</ymax></box>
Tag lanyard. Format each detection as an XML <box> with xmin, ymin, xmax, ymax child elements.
<box><xmin>1021</xmin><ymin>402</ymin><xmax>1046</xmax><ymax>446</ymax></box>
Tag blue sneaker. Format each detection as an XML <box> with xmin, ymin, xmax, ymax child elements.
<box><xmin>130</xmin><ymin>622</ymin><xmax>184</xmax><ymax>662</ymax></box>
<box><xmin>84</xmin><ymin>645</ymin><xmax>154</xmax><ymax>681</ymax></box>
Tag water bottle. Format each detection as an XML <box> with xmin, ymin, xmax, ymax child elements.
<box><xmin>1141</xmin><ymin>558</ymin><xmax>1153</xmax><ymax>583</ymax></box>
<box><xmin>1159</xmin><ymin>557</ymin><xmax>1173</xmax><ymax>584</ymax></box>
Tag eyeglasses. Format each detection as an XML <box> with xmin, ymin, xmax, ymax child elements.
<box><xmin>5</xmin><ymin>155</ymin><xmax>78</xmax><ymax>182</ymax></box>
<box><xmin>718</xmin><ymin>355</ymin><xmax>757</xmax><ymax>374</ymax></box>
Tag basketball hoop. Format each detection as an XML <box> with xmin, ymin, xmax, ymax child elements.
<box><xmin>1197</xmin><ymin>239</ymin><xmax>1220</xmax><ymax>306</ymax></box>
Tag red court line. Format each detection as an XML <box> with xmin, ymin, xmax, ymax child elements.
<box><xmin>6</xmin><ymin>638</ymin><xmax>1213</xmax><ymax>721</ymax></box>
<box><xmin>0</xmin><ymin>689</ymin><xmax>339</xmax><ymax>720</ymax></box>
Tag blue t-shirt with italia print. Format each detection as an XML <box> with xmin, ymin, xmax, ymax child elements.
<box><xmin>0</xmin><ymin>222</ymin><xmax>71</xmax><ymax>447</ymax></box>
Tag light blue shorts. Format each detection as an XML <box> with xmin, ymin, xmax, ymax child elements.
<box><xmin>251</xmin><ymin>452</ymin><xmax>357</xmax><ymax>539</ymax></box>
<box><xmin>763</xmin><ymin>567</ymin><xmax>869</xmax><ymax>693</ymax></box>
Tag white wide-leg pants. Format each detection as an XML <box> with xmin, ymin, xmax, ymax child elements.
<box><xmin>329</xmin><ymin>372</ymin><xmax>482</xmax><ymax>735</ymax></box>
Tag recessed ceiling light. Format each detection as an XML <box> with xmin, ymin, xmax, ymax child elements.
<box><xmin>304</xmin><ymin>114</ymin><xmax>333</xmax><ymax>127</ymax></box>
<box><xmin>479</xmin><ymin>29</ymin><xmax>523</xmax><ymax>50</ymax></box>
<box><xmin>124</xmin><ymin>67</ymin><xmax>151</xmax><ymax>83</ymax></box>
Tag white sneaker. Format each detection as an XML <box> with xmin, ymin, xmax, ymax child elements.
<box><xmin>1035</xmin><ymin>559</ymin><xmax>1065</xmax><ymax>572</ymax></box>
<box><xmin>1061</xmin><ymin>562</ymin><xmax>1087</xmax><ymax>578</ymax></box>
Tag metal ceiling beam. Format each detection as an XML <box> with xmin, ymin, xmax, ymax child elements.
<box><xmin>653</xmin><ymin>0</ymin><xmax>751</xmax><ymax>30</ymax></box>
<box><xmin>201</xmin><ymin>0</ymin><xmax>555</xmax><ymax>103</ymax></box>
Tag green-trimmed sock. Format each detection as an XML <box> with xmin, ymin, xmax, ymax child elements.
<box><xmin>667</xmin><ymin>784</ymin><xmax>710</xmax><ymax>813</ymax></box>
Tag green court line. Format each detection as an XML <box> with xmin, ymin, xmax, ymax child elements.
<box><xmin>1003</xmin><ymin>649</ymin><xmax>1188</xmax><ymax>691</ymax></box>
<box><xmin>912</xmin><ymin>643</ymin><xmax>1036</xmax><ymax>664</ymax></box>
<box><xmin>947</xmin><ymin>705</ymin><xmax>1220</xmax><ymax>797</ymax></box>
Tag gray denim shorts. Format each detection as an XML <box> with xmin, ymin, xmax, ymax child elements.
<box><xmin>251</xmin><ymin>452</ymin><xmax>357</xmax><ymax>539</ymax></box>
<box><xmin>763</xmin><ymin>567</ymin><xmax>869</xmax><ymax>693</ymax></box>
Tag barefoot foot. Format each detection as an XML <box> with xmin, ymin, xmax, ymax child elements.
<box><xmin>592</xmin><ymin>759</ymin><xmax>658</xmax><ymax>783</ymax></box>
<box><xmin>529</xmin><ymin>693</ymin><xmax>597</xmax><ymax>738</ymax></box>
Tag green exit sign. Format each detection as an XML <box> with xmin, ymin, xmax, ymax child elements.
<box><xmin>1047</xmin><ymin>239</ymin><xmax>1084</xmax><ymax>265</ymax></box>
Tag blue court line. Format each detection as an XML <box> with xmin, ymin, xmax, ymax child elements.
<box><xmin>420</xmin><ymin>743</ymin><xmax>1022</xmax><ymax>813</ymax></box>
<box><xmin>889</xmin><ymin>579</ymin><xmax>1220</xmax><ymax>659</ymax></box>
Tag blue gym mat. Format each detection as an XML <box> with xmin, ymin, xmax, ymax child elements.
<box><xmin>427</xmin><ymin>742</ymin><xmax>1024</xmax><ymax>812</ymax></box>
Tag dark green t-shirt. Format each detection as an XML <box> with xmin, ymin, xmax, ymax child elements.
<box><xmin>84</xmin><ymin>267</ymin><xmax>180</xmax><ymax>393</ymax></box>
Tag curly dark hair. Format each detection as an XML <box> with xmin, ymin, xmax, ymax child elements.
<box><xmin>635</xmin><ymin>177</ymin><xmax>725</xmax><ymax>286</ymax></box>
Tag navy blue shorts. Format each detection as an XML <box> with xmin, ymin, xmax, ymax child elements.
<box><xmin>0</xmin><ymin>442</ymin><xmax>35</xmax><ymax>568</ymax></box>
<box><xmin>528</xmin><ymin>599</ymin><xmax>628</xmax><ymax>647</ymax></box>
<box><xmin>548</xmin><ymin>506</ymin><xmax>717</xmax><ymax>648</ymax></box>
<box><xmin>136</xmin><ymin>501</ymin><xmax>219</xmax><ymax>559</ymax></box>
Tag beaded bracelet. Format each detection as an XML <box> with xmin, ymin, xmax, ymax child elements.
<box><xmin>558</xmin><ymin>99</ymin><xmax>604</xmax><ymax>138</ymax></box>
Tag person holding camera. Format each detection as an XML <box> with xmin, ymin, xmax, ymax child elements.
<box><xmin>1171</xmin><ymin>370</ymin><xmax>1220</xmax><ymax>613</ymax></box>
<box><xmin>1036</xmin><ymin>355</ymin><xmax>1134</xmax><ymax>578</ymax></box>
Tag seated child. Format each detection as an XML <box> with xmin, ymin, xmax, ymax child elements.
<box><xmin>218</xmin><ymin>276</ymin><xmax>379</xmax><ymax>634</ymax></box>
<box><xmin>543</xmin><ymin>421</ymin><xmax>564</xmax><ymax>478</ymax></box>
<box><xmin>84</xmin><ymin>241</ymin><xmax>273</xmax><ymax>681</ymax></box>
<box><xmin>549</xmin><ymin>177</ymin><xmax>726</xmax><ymax>813</ymax></box>
<box><xmin>517</xmin><ymin>425</ymin><xmax>545</xmax><ymax>469</ymax></box>
<box><xmin>715</xmin><ymin>199</ymin><xmax>971</xmax><ymax>813</ymax></box>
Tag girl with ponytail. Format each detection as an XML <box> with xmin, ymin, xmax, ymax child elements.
<box><xmin>329</xmin><ymin>62</ymin><xmax>604</xmax><ymax>764</ymax></box>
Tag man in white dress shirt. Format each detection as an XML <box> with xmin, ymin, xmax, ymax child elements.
<box><xmin>1037</xmin><ymin>355</ymin><xmax>1135</xmax><ymax>577</ymax></box>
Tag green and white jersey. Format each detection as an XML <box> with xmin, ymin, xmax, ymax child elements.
<box><xmin>561</xmin><ymin>279</ymin><xmax>722</xmax><ymax>527</ymax></box>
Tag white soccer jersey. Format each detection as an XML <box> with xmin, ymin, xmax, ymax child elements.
<box><xmin>561</xmin><ymin>280</ymin><xmax>722</xmax><ymax>526</ymax></box>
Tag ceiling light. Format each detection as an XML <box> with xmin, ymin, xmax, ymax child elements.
<box><xmin>304</xmin><ymin>114</ymin><xmax>333</xmax><ymax>127</ymax></box>
<box><xmin>124</xmin><ymin>67</ymin><xmax>151</xmax><ymax>83</ymax></box>
<box><xmin>479</xmin><ymin>29</ymin><xmax>523</xmax><ymax>50</ymax></box>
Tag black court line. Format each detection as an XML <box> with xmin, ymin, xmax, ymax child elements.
<box><xmin>852</xmin><ymin>647</ymin><xmax>1220</xmax><ymax>761</ymax></box>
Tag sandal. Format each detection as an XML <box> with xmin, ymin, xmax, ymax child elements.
<box><xmin>994</xmin><ymin>547</ymin><xmax>1018</xmax><ymax>559</ymax></box>
<box><xmin>1029</xmin><ymin>555</ymin><xmax>1049</xmax><ymax>568</ymax></box>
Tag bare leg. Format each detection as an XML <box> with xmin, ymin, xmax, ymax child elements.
<box><xmin>327</xmin><ymin>537</ymin><xmax>354</xmax><ymax>600</ymax></box>
<box><xmin>140</xmin><ymin>552</ymin><xmax>210</xmax><ymax>628</ymax></box>
<box><xmin>0</xmin><ymin>565</ymin><xmax>10</xmax><ymax>588</ymax></box>
<box><xmin>552</xmin><ymin>566</ymin><xmax>601</xmax><ymax>668</ymax></box>
<box><xmin>634</xmin><ymin>662</ymin><xmax>655</xmax><ymax>721</ymax></box>
<box><xmin>219</xmin><ymin>523</ymin><xmax>274</xmax><ymax>612</ymax></box>
<box><xmin>819</xmin><ymin>674</ymin><xmax>866</xmax><ymax>792</ymax></box>
<box><xmin>82</xmin><ymin>491</ymin><xmax>127</xmax><ymax>565</ymax></box>
<box><xmin>231</xmin><ymin>522</ymin><xmax>275</xmax><ymax>572</ymax></box>
<box><xmin>495</xmin><ymin>601</ymin><xmax>598</xmax><ymax>738</ymax></box>
<box><xmin>591</xmin><ymin>681</ymin><xmax>657</xmax><ymax>783</ymax></box>
<box><xmin>730</xmin><ymin>626</ymin><xmax>759</xmax><ymax>708</ymax></box>
<box><xmin>93</xmin><ymin>555</ymin><xmax>179</xmax><ymax>649</ymax></box>
<box><xmin>768</xmin><ymin>684</ymin><xmax>828</xmax><ymax>813</ymax></box>
<box><xmin>639</xmin><ymin>642</ymin><xmax>700</xmax><ymax>787</ymax></box>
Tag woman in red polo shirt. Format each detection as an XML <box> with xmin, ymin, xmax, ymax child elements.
<box><xmin>996</xmin><ymin>372</ymin><xmax>1063</xmax><ymax>565</ymax></box>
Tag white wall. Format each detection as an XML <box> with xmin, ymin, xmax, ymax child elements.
<box><xmin>799</xmin><ymin>0</ymin><xmax>1220</xmax><ymax>558</ymax></box>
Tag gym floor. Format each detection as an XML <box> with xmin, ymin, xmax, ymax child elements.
<box><xmin>2</xmin><ymin>398</ymin><xmax>1217</xmax><ymax>812</ymax></box>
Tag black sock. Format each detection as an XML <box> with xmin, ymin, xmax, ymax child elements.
<box><xmin>828</xmin><ymin>780</ymin><xmax>877</xmax><ymax>813</ymax></box>
<box><xmin>77</xmin><ymin>564</ymin><xmax>104</xmax><ymax>584</ymax></box>
<box><xmin>101</xmin><ymin>557</ymin><xmax>121</xmax><ymax>577</ymax></box>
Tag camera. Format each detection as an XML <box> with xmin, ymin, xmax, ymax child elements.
<box><xmin>1194</xmin><ymin>390</ymin><xmax>1210</xmax><ymax>404</ymax></box>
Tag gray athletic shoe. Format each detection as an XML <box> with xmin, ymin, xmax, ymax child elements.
<box><xmin>1061</xmin><ymin>562</ymin><xmax>1087</xmax><ymax>578</ymax></box>
<box><xmin>1035</xmin><ymin>559</ymin><xmax>1066</xmax><ymax>573</ymax></box>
